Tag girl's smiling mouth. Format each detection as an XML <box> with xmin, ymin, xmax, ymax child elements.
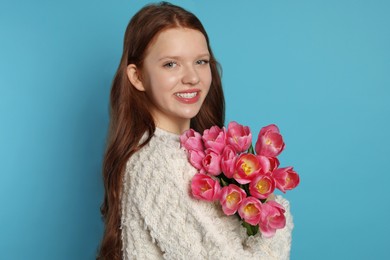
<box><xmin>174</xmin><ymin>90</ymin><xmax>200</xmax><ymax>103</ymax></box>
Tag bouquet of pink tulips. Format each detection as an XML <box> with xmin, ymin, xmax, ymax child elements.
<box><xmin>180</xmin><ymin>121</ymin><xmax>300</xmax><ymax>238</ymax></box>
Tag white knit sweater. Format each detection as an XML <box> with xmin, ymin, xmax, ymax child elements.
<box><xmin>121</xmin><ymin>128</ymin><xmax>294</xmax><ymax>260</ymax></box>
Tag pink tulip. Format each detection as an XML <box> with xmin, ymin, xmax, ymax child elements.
<box><xmin>220</xmin><ymin>184</ymin><xmax>247</xmax><ymax>215</ymax></box>
<box><xmin>272</xmin><ymin>167</ymin><xmax>300</xmax><ymax>193</ymax></box>
<box><xmin>226</xmin><ymin>121</ymin><xmax>252</xmax><ymax>153</ymax></box>
<box><xmin>202</xmin><ymin>149</ymin><xmax>222</xmax><ymax>176</ymax></box>
<box><xmin>238</xmin><ymin>197</ymin><xmax>262</xmax><ymax>226</ymax></box>
<box><xmin>249</xmin><ymin>174</ymin><xmax>276</xmax><ymax>199</ymax></box>
<box><xmin>259</xmin><ymin>201</ymin><xmax>286</xmax><ymax>238</ymax></box>
<box><xmin>220</xmin><ymin>145</ymin><xmax>237</xmax><ymax>178</ymax></box>
<box><xmin>233</xmin><ymin>153</ymin><xmax>261</xmax><ymax>184</ymax></box>
<box><xmin>255</xmin><ymin>124</ymin><xmax>285</xmax><ymax>157</ymax></box>
<box><xmin>257</xmin><ymin>155</ymin><xmax>272</xmax><ymax>175</ymax></box>
<box><xmin>188</xmin><ymin>150</ymin><xmax>205</xmax><ymax>171</ymax></box>
<box><xmin>202</xmin><ymin>126</ymin><xmax>226</xmax><ymax>154</ymax></box>
<box><xmin>268</xmin><ymin>156</ymin><xmax>280</xmax><ymax>172</ymax></box>
<box><xmin>180</xmin><ymin>129</ymin><xmax>204</xmax><ymax>151</ymax></box>
<box><xmin>191</xmin><ymin>173</ymin><xmax>221</xmax><ymax>201</ymax></box>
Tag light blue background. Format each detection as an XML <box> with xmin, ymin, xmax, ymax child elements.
<box><xmin>1</xmin><ymin>0</ymin><xmax>389</xmax><ymax>259</ymax></box>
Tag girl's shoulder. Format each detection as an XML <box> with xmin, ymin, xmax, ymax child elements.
<box><xmin>125</xmin><ymin>128</ymin><xmax>191</xmax><ymax>180</ymax></box>
<box><xmin>124</xmin><ymin>127</ymin><xmax>194</xmax><ymax>193</ymax></box>
<box><xmin>129</xmin><ymin>128</ymin><xmax>183</xmax><ymax>165</ymax></box>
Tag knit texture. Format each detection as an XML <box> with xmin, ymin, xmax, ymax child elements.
<box><xmin>121</xmin><ymin>128</ymin><xmax>294</xmax><ymax>260</ymax></box>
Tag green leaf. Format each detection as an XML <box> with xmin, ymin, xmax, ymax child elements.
<box><xmin>248</xmin><ymin>143</ymin><xmax>254</xmax><ymax>154</ymax></box>
<box><xmin>220</xmin><ymin>176</ymin><xmax>229</xmax><ymax>187</ymax></box>
<box><xmin>242</xmin><ymin>221</ymin><xmax>259</xmax><ymax>236</ymax></box>
<box><xmin>241</xmin><ymin>183</ymin><xmax>250</xmax><ymax>196</ymax></box>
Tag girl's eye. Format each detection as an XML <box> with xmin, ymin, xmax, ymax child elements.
<box><xmin>163</xmin><ymin>61</ymin><xmax>177</xmax><ymax>68</ymax></box>
<box><xmin>196</xmin><ymin>59</ymin><xmax>210</xmax><ymax>65</ymax></box>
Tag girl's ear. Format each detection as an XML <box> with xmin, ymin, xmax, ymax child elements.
<box><xmin>126</xmin><ymin>64</ymin><xmax>145</xmax><ymax>91</ymax></box>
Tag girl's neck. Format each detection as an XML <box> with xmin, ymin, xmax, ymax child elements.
<box><xmin>155</xmin><ymin>123</ymin><xmax>189</xmax><ymax>135</ymax></box>
<box><xmin>152</xmin><ymin>114</ymin><xmax>190</xmax><ymax>135</ymax></box>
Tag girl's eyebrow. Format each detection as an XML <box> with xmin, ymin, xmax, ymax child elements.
<box><xmin>197</xmin><ymin>53</ymin><xmax>210</xmax><ymax>57</ymax></box>
<box><xmin>158</xmin><ymin>53</ymin><xmax>210</xmax><ymax>61</ymax></box>
<box><xmin>158</xmin><ymin>56</ymin><xmax>180</xmax><ymax>61</ymax></box>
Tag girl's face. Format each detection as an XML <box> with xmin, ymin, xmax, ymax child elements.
<box><xmin>136</xmin><ymin>28</ymin><xmax>212</xmax><ymax>134</ymax></box>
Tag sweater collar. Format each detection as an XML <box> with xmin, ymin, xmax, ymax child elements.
<box><xmin>154</xmin><ymin>127</ymin><xmax>181</xmax><ymax>146</ymax></box>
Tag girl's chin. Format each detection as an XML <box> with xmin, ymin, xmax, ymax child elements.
<box><xmin>179</xmin><ymin>108</ymin><xmax>203</xmax><ymax>119</ymax></box>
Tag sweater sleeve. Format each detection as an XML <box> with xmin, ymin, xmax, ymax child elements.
<box><xmin>124</xmin><ymin>147</ymin><xmax>209</xmax><ymax>259</ymax></box>
<box><xmin>123</xmin><ymin>140</ymin><xmax>293</xmax><ymax>259</ymax></box>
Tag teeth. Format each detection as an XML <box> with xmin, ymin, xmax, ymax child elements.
<box><xmin>176</xmin><ymin>92</ymin><xmax>197</xmax><ymax>98</ymax></box>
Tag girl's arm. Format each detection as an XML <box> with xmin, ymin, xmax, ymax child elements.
<box><xmin>123</xmin><ymin>144</ymin><xmax>293</xmax><ymax>259</ymax></box>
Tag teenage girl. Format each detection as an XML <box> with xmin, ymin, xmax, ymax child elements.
<box><xmin>98</xmin><ymin>2</ymin><xmax>293</xmax><ymax>259</ymax></box>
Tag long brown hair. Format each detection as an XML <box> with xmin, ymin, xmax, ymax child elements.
<box><xmin>98</xmin><ymin>2</ymin><xmax>225</xmax><ymax>259</ymax></box>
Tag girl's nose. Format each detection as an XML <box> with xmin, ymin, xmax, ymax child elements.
<box><xmin>182</xmin><ymin>65</ymin><xmax>200</xmax><ymax>85</ymax></box>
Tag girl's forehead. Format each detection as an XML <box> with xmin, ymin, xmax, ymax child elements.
<box><xmin>145</xmin><ymin>28</ymin><xmax>209</xmax><ymax>59</ymax></box>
